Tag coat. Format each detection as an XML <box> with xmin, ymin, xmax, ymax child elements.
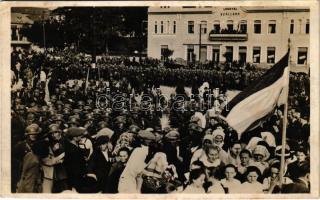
<box><xmin>87</xmin><ymin>149</ymin><xmax>114</xmax><ymax>192</ymax></box>
<box><xmin>63</xmin><ymin>140</ymin><xmax>87</xmax><ymax>191</ymax></box>
<box><xmin>281</xmin><ymin>179</ymin><xmax>309</xmax><ymax>193</ymax></box>
<box><xmin>16</xmin><ymin>152</ymin><xmax>43</xmax><ymax>193</ymax></box>
<box><xmin>105</xmin><ymin>162</ymin><xmax>126</xmax><ymax>193</ymax></box>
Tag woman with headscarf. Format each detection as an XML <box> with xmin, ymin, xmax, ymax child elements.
<box><xmin>118</xmin><ymin>130</ymin><xmax>158</xmax><ymax>193</ymax></box>
<box><xmin>251</xmin><ymin>144</ymin><xmax>270</xmax><ymax>175</ymax></box>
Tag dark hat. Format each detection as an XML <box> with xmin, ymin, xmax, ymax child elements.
<box><xmin>275</xmin><ymin>145</ymin><xmax>291</xmax><ymax>158</ymax></box>
<box><xmin>95</xmin><ymin>136</ymin><xmax>109</xmax><ymax>146</ymax></box>
<box><xmin>48</xmin><ymin>123</ymin><xmax>62</xmax><ymax>134</ymax></box>
<box><xmin>138</xmin><ymin>130</ymin><xmax>156</xmax><ymax>141</ymax></box>
<box><xmin>188</xmin><ymin>123</ymin><xmax>203</xmax><ymax>132</ymax></box>
<box><xmin>64</xmin><ymin>103</ymin><xmax>72</xmax><ymax>109</ymax></box>
<box><xmin>66</xmin><ymin>127</ymin><xmax>85</xmax><ymax>138</ymax></box>
<box><xmin>41</xmin><ymin>105</ymin><xmax>49</xmax><ymax>112</ymax></box>
<box><xmin>77</xmin><ymin>101</ymin><xmax>85</xmax><ymax>106</ymax></box>
<box><xmin>73</xmin><ymin>108</ymin><xmax>82</xmax><ymax>114</ymax></box>
<box><xmin>26</xmin><ymin>113</ymin><xmax>35</xmax><ymax>120</ymax></box>
<box><xmin>25</xmin><ymin>123</ymin><xmax>42</xmax><ymax>135</ymax></box>
<box><xmin>53</xmin><ymin>114</ymin><xmax>65</xmax><ymax>122</ymax></box>
<box><xmin>83</xmin><ymin>105</ymin><xmax>92</xmax><ymax>111</ymax></box>
<box><xmin>84</xmin><ymin>113</ymin><xmax>94</xmax><ymax>121</ymax></box>
<box><xmin>93</xmin><ymin>109</ymin><xmax>101</xmax><ymax>115</ymax></box>
<box><xmin>131</xmin><ymin>106</ymin><xmax>140</xmax><ymax>114</ymax></box>
<box><xmin>56</xmin><ymin>100</ymin><xmax>64</xmax><ymax>106</ymax></box>
<box><xmin>115</xmin><ymin>116</ymin><xmax>126</xmax><ymax>124</ymax></box>
<box><xmin>98</xmin><ymin>121</ymin><xmax>108</xmax><ymax>128</ymax></box>
<box><xmin>63</xmin><ymin>107</ymin><xmax>71</xmax><ymax>114</ymax></box>
<box><xmin>128</xmin><ymin>125</ymin><xmax>140</xmax><ymax>134</ymax></box>
<box><xmin>68</xmin><ymin>115</ymin><xmax>80</xmax><ymax>125</ymax></box>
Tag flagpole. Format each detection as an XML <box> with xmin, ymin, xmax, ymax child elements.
<box><xmin>278</xmin><ymin>39</ymin><xmax>291</xmax><ymax>191</ymax></box>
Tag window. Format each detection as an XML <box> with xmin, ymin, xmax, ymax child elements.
<box><xmin>213</xmin><ymin>20</ymin><xmax>220</xmax><ymax>33</ymax></box>
<box><xmin>306</xmin><ymin>19</ymin><xmax>309</xmax><ymax>34</ymax></box>
<box><xmin>298</xmin><ymin>19</ymin><xmax>302</xmax><ymax>34</ymax></box>
<box><xmin>239</xmin><ymin>46</ymin><xmax>247</xmax><ymax>64</ymax></box>
<box><xmin>161</xmin><ymin>45</ymin><xmax>168</xmax><ymax>60</ymax></box>
<box><xmin>227</xmin><ymin>20</ymin><xmax>233</xmax><ymax>31</ymax></box>
<box><xmin>201</xmin><ymin>21</ymin><xmax>207</xmax><ymax>34</ymax></box>
<box><xmin>268</xmin><ymin>20</ymin><xmax>276</xmax><ymax>34</ymax></box>
<box><xmin>154</xmin><ymin>21</ymin><xmax>158</xmax><ymax>34</ymax></box>
<box><xmin>297</xmin><ymin>47</ymin><xmax>308</xmax><ymax>65</ymax></box>
<box><xmin>173</xmin><ymin>21</ymin><xmax>176</xmax><ymax>34</ymax></box>
<box><xmin>188</xmin><ymin>21</ymin><xmax>194</xmax><ymax>34</ymax></box>
<box><xmin>239</xmin><ymin>20</ymin><xmax>247</xmax><ymax>33</ymax></box>
<box><xmin>267</xmin><ymin>47</ymin><xmax>276</xmax><ymax>64</ymax></box>
<box><xmin>160</xmin><ymin>21</ymin><xmax>164</xmax><ymax>34</ymax></box>
<box><xmin>290</xmin><ymin>20</ymin><xmax>294</xmax><ymax>34</ymax></box>
<box><xmin>167</xmin><ymin>21</ymin><xmax>170</xmax><ymax>33</ymax></box>
<box><xmin>225</xmin><ymin>46</ymin><xmax>233</xmax><ymax>62</ymax></box>
<box><xmin>254</xmin><ymin>20</ymin><xmax>261</xmax><ymax>34</ymax></box>
<box><xmin>187</xmin><ymin>45</ymin><xmax>195</xmax><ymax>62</ymax></box>
<box><xmin>253</xmin><ymin>47</ymin><xmax>261</xmax><ymax>63</ymax></box>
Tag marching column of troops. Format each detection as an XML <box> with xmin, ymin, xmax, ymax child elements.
<box><xmin>11</xmin><ymin>48</ymin><xmax>310</xmax><ymax>193</ymax></box>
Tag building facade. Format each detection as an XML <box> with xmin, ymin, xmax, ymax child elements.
<box><xmin>11</xmin><ymin>12</ymin><xmax>34</xmax><ymax>48</ymax></box>
<box><xmin>147</xmin><ymin>6</ymin><xmax>310</xmax><ymax>69</ymax></box>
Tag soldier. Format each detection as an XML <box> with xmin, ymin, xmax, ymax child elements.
<box><xmin>42</xmin><ymin>124</ymin><xmax>68</xmax><ymax>193</ymax></box>
<box><xmin>13</xmin><ymin>124</ymin><xmax>42</xmax><ymax>192</ymax></box>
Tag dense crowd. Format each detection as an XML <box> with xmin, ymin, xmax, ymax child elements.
<box><xmin>11</xmin><ymin>48</ymin><xmax>310</xmax><ymax>193</ymax></box>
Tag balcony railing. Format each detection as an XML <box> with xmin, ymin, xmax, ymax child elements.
<box><xmin>208</xmin><ymin>29</ymin><xmax>248</xmax><ymax>41</ymax></box>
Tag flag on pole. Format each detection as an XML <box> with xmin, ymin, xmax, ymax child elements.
<box><xmin>220</xmin><ymin>51</ymin><xmax>290</xmax><ymax>137</ymax></box>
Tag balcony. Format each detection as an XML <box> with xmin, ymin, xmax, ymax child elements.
<box><xmin>208</xmin><ymin>29</ymin><xmax>248</xmax><ymax>42</ymax></box>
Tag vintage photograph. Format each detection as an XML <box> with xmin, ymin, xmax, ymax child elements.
<box><xmin>9</xmin><ymin>5</ymin><xmax>312</xmax><ymax>194</ymax></box>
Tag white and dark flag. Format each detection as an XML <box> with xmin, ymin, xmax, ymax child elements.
<box><xmin>220</xmin><ymin>51</ymin><xmax>290</xmax><ymax>137</ymax></box>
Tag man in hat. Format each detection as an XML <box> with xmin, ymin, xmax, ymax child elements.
<box><xmin>162</xmin><ymin>130</ymin><xmax>185</xmax><ymax>182</ymax></box>
<box><xmin>127</xmin><ymin>106</ymin><xmax>143</xmax><ymax>128</ymax></box>
<box><xmin>179</xmin><ymin>122</ymin><xmax>204</xmax><ymax>173</ymax></box>
<box><xmin>67</xmin><ymin>115</ymin><xmax>80</xmax><ymax>128</ymax></box>
<box><xmin>12</xmin><ymin>123</ymin><xmax>42</xmax><ymax>192</ymax></box>
<box><xmin>88</xmin><ymin>135</ymin><xmax>116</xmax><ymax>193</ymax></box>
<box><xmin>63</xmin><ymin>127</ymin><xmax>87</xmax><ymax>192</ymax></box>
<box><xmin>42</xmin><ymin>124</ymin><xmax>68</xmax><ymax>193</ymax></box>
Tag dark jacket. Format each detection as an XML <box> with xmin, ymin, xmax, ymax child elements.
<box><xmin>105</xmin><ymin>162</ymin><xmax>126</xmax><ymax>193</ymax></box>
<box><xmin>281</xmin><ymin>179</ymin><xmax>309</xmax><ymax>193</ymax></box>
<box><xmin>87</xmin><ymin>149</ymin><xmax>114</xmax><ymax>193</ymax></box>
<box><xmin>63</xmin><ymin>140</ymin><xmax>87</xmax><ymax>192</ymax></box>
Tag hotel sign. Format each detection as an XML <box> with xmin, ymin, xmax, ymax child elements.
<box><xmin>220</xmin><ymin>7</ymin><xmax>240</xmax><ymax>16</ymax></box>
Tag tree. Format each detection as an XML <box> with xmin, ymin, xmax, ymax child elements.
<box><xmin>23</xmin><ymin>7</ymin><xmax>148</xmax><ymax>58</ymax></box>
<box><xmin>161</xmin><ymin>48</ymin><xmax>174</xmax><ymax>61</ymax></box>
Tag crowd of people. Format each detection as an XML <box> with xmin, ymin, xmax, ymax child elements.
<box><xmin>11</xmin><ymin>47</ymin><xmax>310</xmax><ymax>194</ymax></box>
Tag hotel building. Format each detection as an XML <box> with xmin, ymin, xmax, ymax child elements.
<box><xmin>147</xmin><ymin>6</ymin><xmax>310</xmax><ymax>69</ymax></box>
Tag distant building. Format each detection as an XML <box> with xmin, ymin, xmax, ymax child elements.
<box><xmin>11</xmin><ymin>12</ymin><xmax>33</xmax><ymax>48</ymax></box>
<box><xmin>147</xmin><ymin>6</ymin><xmax>310</xmax><ymax>70</ymax></box>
